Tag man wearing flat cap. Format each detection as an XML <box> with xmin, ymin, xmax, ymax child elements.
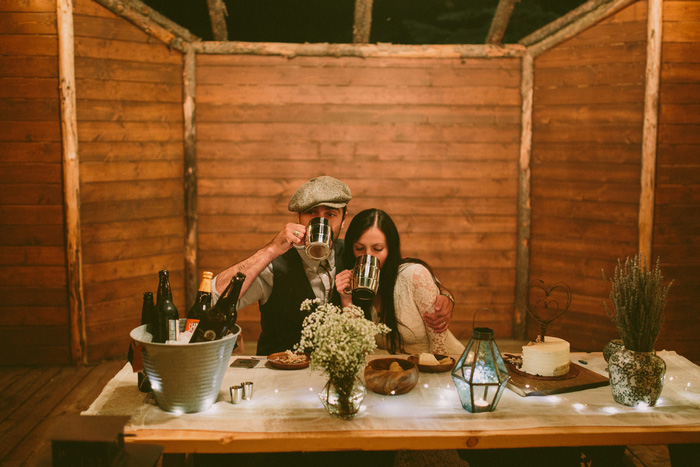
<box><xmin>212</xmin><ymin>175</ymin><xmax>452</xmax><ymax>355</ymax></box>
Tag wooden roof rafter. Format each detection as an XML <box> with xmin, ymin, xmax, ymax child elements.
<box><xmin>206</xmin><ymin>0</ymin><xmax>228</xmax><ymax>41</ymax></box>
<box><xmin>486</xmin><ymin>0</ymin><xmax>520</xmax><ymax>45</ymax></box>
<box><xmin>92</xmin><ymin>0</ymin><xmax>200</xmax><ymax>52</ymax></box>
<box><xmin>90</xmin><ymin>0</ymin><xmax>643</xmax><ymax>61</ymax></box>
<box><xmin>520</xmin><ymin>0</ymin><xmax>639</xmax><ymax>57</ymax></box>
<box><xmin>353</xmin><ymin>0</ymin><xmax>374</xmax><ymax>44</ymax></box>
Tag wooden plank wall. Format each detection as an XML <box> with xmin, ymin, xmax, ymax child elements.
<box><xmin>530</xmin><ymin>2</ymin><xmax>648</xmax><ymax>351</ymax></box>
<box><xmin>0</xmin><ymin>0</ymin><xmax>70</xmax><ymax>365</ymax></box>
<box><xmin>73</xmin><ymin>0</ymin><xmax>185</xmax><ymax>361</ymax></box>
<box><xmin>654</xmin><ymin>0</ymin><xmax>700</xmax><ymax>360</ymax></box>
<box><xmin>195</xmin><ymin>54</ymin><xmax>523</xmax><ymax>344</ymax></box>
<box><xmin>4</xmin><ymin>0</ymin><xmax>696</xmax><ymax>364</ymax></box>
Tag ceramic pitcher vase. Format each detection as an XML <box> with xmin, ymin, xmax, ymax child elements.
<box><xmin>603</xmin><ymin>339</ymin><xmax>624</xmax><ymax>363</ymax></box>
<box><xmin>608</xmin><ymin>347</ymin><xmax>666</xmax><ymax>407</ymax></box>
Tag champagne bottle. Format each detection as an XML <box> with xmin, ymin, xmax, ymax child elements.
<box><xmin>138</xmin><ymin>292</ymin><xmax>154</xmax><ymax>392</ymax></box>
<box><xmin>189</xmin><ymin>272</ymin><xmax>245</xmax><ymax>343</ymax></box>
<box><xmin>186</xmin><ymin>271</ymin><xmax>213</xmax><ymax>320</ymax></box>
<box><xmin>154</xmin><ymin>270</ymin><xmax>179</xmax><ymax>343</ymax></box>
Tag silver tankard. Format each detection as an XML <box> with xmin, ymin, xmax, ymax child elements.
<box><xmin>352</xmin><ymin>254</ymin><xmax>380</xmax><ymax>301</ymax></box>
<box><xmin>305</xmin><ymin>217</ymin><xmax>333</xmax><ymax>261</ymax></box>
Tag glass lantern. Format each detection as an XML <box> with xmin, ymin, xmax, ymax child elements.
<box><xmin>451</xmin><ymin>326</ymin><xmax>510</xmax><ymax>413</ymax></box>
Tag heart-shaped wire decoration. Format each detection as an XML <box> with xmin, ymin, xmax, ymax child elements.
<box><xmin>526</xmin><ymin>279</ymin><xmax>571</xmax><ymax>341</ymax></box>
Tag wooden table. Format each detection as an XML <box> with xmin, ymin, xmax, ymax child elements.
<box><xmin>86</xmin><ymin>352</ymin><xmax>700</xmax><ymax>455</ymax></box>
<box><xmin>125</xmin><ymin>425</ymin><xmax>700</xmax><ymax>454</ymax></box>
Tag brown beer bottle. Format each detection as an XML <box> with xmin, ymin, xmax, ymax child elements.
<box><xmin>186</xmin><ymin>271</ymin><xmax>213</xmax><ymax>320</ymax></box>
<box><xmin>189</xmin><ymin>272</ymin><xmax>245</xmax><ymax>343</ymax></box>
<box><xmin>138</xmin><ymin>292</ymin><xmax>154</xmax><ymax>392</ymax></box>
<box><xmin>154</xmin><ymin>270</ymin><xmax>179</xmax><ymax>343</ymax></box>
<box><xmin>142</xmin><ymin>291</ymin><xmax>155</xmax><ymax>328</ymax></box>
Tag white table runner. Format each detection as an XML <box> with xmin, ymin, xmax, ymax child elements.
<box><xmin>84</xmin><ymin>351</ymin><xmax>700</xmax><ymax>433</ymax></box>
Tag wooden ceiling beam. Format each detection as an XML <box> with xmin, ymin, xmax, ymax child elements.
<box><xmin>193</xmin><ymin>41</ymin><xmax>526</xmax><ymax>58</ymax></box>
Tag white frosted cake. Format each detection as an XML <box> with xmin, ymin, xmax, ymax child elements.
<box><xmin>521</xmin><ymin>337</ymin><xmax>570</xmax><ymax>377</ymax></box>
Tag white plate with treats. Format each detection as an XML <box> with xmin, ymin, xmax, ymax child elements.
<box><xmin>408</xmin><ymin>353</ymin><xmax>455</xmax><ymax>373</ymax></box>
<box><xmin>267</xmin><ymin>351</ymin><xmax>310</xmax><ymax>370</ymax></box>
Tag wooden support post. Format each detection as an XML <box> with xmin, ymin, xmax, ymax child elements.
<box><xmin>353</xmin><ymin>0</ymin><xmax>374</xmax><ymax>44</ymax></box>
<box><xmin>513</xmin><ymin>53</ymin><xmax>534</xmax><ymax>340</ymax></box>
<box><xmin>183</xmin><ymin>45</ymin><xmax>198</xmax><ymax>309</ymax></box>
<box><xmin>57</xmin><ymin>0</ymin><xmax>87</xmax><ymax>365</ymax></box>
<box><xmin>206</xmin><ymin>0</ymin><xmax>229</xmax><ymax>41</ymax></box>
<box><xmin>486</xmin><ymin>0</ymin><xmax>519</xmax><ymax>45</ymax></box>
<box><xmin>639</xmin><ymin>0</ymin><xmax>663</xmax><ymax>262</ymax></box>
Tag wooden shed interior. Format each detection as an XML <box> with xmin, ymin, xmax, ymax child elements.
<box><xmin>1</xmin><ymin>0</ymin><xmax>698</xmax><ymax>366</ymax></box>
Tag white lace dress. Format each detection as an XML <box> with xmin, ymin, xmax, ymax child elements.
<box><xmin>373</xmin><ymin>262</ymin><xmax>465</xmax><ymax>355</ymax></box>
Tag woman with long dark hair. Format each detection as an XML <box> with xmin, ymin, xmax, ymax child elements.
<box><xmin>335</xmin><ymin>209</ymin><xmax>464</xmax><ymax>355</ymax></box>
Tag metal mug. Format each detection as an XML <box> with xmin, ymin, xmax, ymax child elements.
<box><xmin>305</xmin><ymin>217</ymin><xmax>333</xmax><ymax>261</ymax></box>
<box><xmin>352</xmin><ymin>254</ymin><xmax>380</xmax><ymax>301</ymax></box>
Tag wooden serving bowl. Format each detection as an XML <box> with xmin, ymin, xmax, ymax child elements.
<box><xmin>364</xmin><ymin>358</ymin><xmax>419</xmax><ymax>395</ymax></box>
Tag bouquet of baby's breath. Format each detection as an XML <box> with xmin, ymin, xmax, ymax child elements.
<box><xmin>296</xmin><ymin>299</ymin><xmax>390</xmax><ymax>382</ymax></box>
<box><xmin>603</xmin><ymin>255</ymin><xmax>673</xmax><ymax>352</ymax></box>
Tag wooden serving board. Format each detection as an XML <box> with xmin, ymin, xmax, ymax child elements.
<box><xmin>506</xmin><ymin>362</ymin><xmax>609</xmax><ymax>397</ymax></box>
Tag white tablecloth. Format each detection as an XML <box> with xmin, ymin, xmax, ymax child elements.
<box><xmin>84</xmin><ymin>351</ymin><xmax>700</xmax><ymax>433</ymax></box>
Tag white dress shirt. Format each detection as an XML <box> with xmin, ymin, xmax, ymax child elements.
<box><xmin>211</xmin><ymin>245</ymin><xmax>337</xmax><ymax>309</ymax></box>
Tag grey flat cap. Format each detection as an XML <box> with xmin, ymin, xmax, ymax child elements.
<box><xmin>288</xmin><ymin>176</ymin><xmax>352</xmax><ymax>212</ymax></box>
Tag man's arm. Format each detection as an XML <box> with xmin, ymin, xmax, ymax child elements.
<box><xmin>215</xmin><ymin>222</ymin><xmax>306</xmax><ymax>295</ymax></box>
<box><xmin>423</xmin><ymin>283</ymin><xmax>455</xmax><ymax>333</ymax></box>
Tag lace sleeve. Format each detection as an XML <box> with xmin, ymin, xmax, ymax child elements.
<box><xmin>407</xmin><ymin>264</ymin><xmax>447</xmax><ymax>354</ymax></box>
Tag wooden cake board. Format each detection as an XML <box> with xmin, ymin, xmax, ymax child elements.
<box><xmin>506</xmin><ymin>362</ymin><xmax>609</xmax><ymax>397</ymax></box>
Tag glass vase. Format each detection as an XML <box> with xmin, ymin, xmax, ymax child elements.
<box><xmin>318</xmin><ymin>376</ymin><xmax>365</xmax><ymax>419</ymax></box>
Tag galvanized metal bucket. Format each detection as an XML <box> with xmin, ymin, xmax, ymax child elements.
<box><xmin>130</xmin><ymin>320</ymin><xmax>240</xmax><ymax>413</ymax></box>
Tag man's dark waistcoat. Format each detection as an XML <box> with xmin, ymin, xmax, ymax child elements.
<box><xmin>256</xmin><ymin>239</ymin><xmax>345</xmax><ymax>355</ymax></box>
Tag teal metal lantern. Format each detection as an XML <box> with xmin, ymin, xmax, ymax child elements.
<box><xmin>451</xmin><ymin>325</ymin><xmax>510</xmax><ymax>413</ymax></box>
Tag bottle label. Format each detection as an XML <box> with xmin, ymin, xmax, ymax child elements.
<box><xmin>168</xmin><ymin>319</ymin><xmax>179</xmax><ymax>341</ymax></box>
<box><xmin>185</xmin><ymin>319</ymin><xmax>200</xmax><ymax>333</ymax></box>
<box><xmin>129</xmin><ymin>341</ymin><xmax>144</xmax><ymax>372</ymax></box>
